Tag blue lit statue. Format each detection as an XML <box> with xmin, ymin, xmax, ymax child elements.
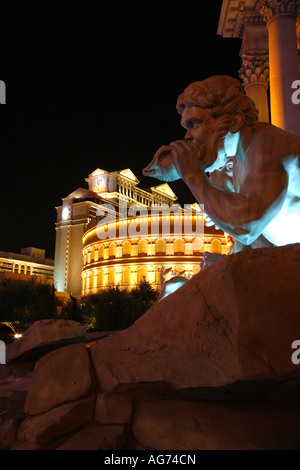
<box><xmin>143</xmin><ymin>75</ymin><xmax>300</xmax><ymax>254</ymax></box>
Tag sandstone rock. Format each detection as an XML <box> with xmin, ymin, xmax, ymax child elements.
<box><xmin>132</xmin><ymin>399</ymin><xmax>300</xmax><ymax>450</ymax></box>
<box><xmin>56</xmin><ymin>422</ymin><xmax>127</xmax><ymax>450</ymax></box>
<box><xmin>7</xmin><ymin>319</ymin><xmax>87</xmax><ymax>362</ymax></box>
<box><xmin>0</xmin><ymin>419</ymin><xmax>18</xmax><ymax>449</ymax></box>
<box><xmin>95</xmin><ymin>392</ymin><xmax>133</xmax><ymax>424</ymax></box>
<box><xmin>25</xmin><ymin>343</ymin><xmax>95</xmax><ymax>415</ymax></box>
<box><xmin>90</xmin><ymin>244</ymin><xmax>300</xmax><ymax>392</ymax></box>
<box><xmin>18</xmin><ymin>395</ymin><xmax>95</xmax><ymax>445</ymax></box>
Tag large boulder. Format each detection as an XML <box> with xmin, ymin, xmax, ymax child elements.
<box><xmin>7</xmin><ymin>319</ymin><xmax>87</xmax><ymax>362</ymax></box>
<box><xmin>25</xmin><ymin>343</ymin><xmax>95</xmax><ymax>415</ymax></box>
<box><xmin>17</xmin><ymin>395</ymin><xmax>95</xmax><ymax>447</ymax></box>
<box><xmin>90</xmin><ymin>244</ymin><xmax>300</xmax><ymax>392</ymax></box>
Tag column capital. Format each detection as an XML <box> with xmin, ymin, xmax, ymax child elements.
<box><xmin>257</xmin><ymin>0</ymin><xmax>299</xmax><ymax>23</ymax></box>
<box><xmin>239</xmin><ymin>54</ymin><xmax>269</xmax><ymax>87</ymax></box>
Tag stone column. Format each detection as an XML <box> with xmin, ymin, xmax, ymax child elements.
<box><xmin>239</xmin><ymin>22</ymin><xmax>270</xmax><ymax>123</ymax></box>
<box><xmin>239</xmin><ymin>54</ymin><xmax>270</xmax><ymax>122</ymax></box>
<box><xmin>258</xmin><ymin>0</ymin><xmax>300</xmax><ymax>135</ymax></box>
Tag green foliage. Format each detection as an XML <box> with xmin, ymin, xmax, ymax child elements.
<box><xmin>81</xmin><ymin>279</ymin><xmax>159</xmax><ymax>331</ymax></box>
<box><xmin>0</xmin><ymin>277</ymin><xmax>159</xmax><ymax>332</ymax></box>
<box><xmin>0</xmin><ymin>278</ymin><xmax>60</xmax><ymax>328</ymax></box>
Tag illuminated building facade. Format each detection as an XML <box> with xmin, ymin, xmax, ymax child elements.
<box><xmin>54</xmin><ymin>168</ymin><xmax>231</xmax><ymax>297</ymax></box>
<box><xmin>82</xmin><ymin>208</ymin><xmax>230</xmax><ymax>296</ymax></box>
<box><xmin>0</xmin><ymin>247</ymin><xmax>54</xmax><ymax>282</ymax></box>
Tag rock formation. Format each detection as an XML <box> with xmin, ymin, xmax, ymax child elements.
<box><xmin>7</xmin><ymin>318</ymin><xmax>86</xmax><ymax>363</ymax></box>
<box><xmin>1</xmin><ymin>244</ymin><xmax>300</xmax><ymax>450</ymax></box>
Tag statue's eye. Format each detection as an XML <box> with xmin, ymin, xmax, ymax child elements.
<box><xmin>193</xmin><ymin>120</ymin><xmax>202</xmax><ymax>128</ymax></box>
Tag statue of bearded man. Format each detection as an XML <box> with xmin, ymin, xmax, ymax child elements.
<box><xmin>143</xmin><ymin>75</ymin><xmax>300</xmax><ymax>253</ymax></box>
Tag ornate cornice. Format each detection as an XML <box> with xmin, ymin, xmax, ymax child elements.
<box><xmin>257</xmin><ymin>0</ymin><xmax>299</xmax><ymax>22</ymax></box>
<box><xmin>234</xmin><ymin>9</ymin><xmax>267</xmax><ymax>37</ymax></box>
<box><xmin>239</xmin><ymin>54</ymin><xmax>269</xmax><ymax>87</ymax></box>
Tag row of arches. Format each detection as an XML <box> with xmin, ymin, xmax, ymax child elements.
<box><xmin>13</xmin><ymin>264</ymin><xmax>33</xmax><ymax>275</ymax></box>
<box><xmin>82</xmin><ymin>264</ymin><xmax>201</xmax><ymax>293</ymax></box>
<box><xmin>82</xmin><ymin>266</ymin><xmax>150</xmax><ymax>291</ymax></box>
<box><xmin>83</xmin><ymin>238</ymin><xmax>222</xmax><ymax>265</ymax></box>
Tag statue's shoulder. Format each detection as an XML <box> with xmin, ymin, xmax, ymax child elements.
<box><xmin>251</xmin><ymin>123</ymin><xmax>300</xmax><ymax>155</ymax></box>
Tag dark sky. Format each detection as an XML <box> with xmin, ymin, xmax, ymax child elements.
<box><xmin>0</xmin><ymin>0</ymin><xmax>242</xmax><ymax>258</ymax></box>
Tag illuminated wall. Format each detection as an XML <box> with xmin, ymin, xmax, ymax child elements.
<box><xmin>82</xmin><ymin>211</ymin><xmax>230</xmax><ymax>296</ymax></box>
<box><xmin>54</xmin><ymin>168</ymin><xmax>231</xmax><ymax>297</ymax></box>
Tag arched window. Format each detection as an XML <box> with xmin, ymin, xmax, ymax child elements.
<box><xmin>97</xmin><ymin>270</ymin><xmax>103</xmax><ymax>287</ymax></box>
<box><xmin>174</xmin><ymin>238</ymin><xmax>185</xmax><ymax>254</ymax></box>
<box><xmin>90</xmin><ymin>271</ymin><xmax>94</xmax><ymax>290</ymax></box>
<box><xmin>192</xmin><ymin>237</ymin><xmax>204</xmax><ymax>254</ymax></box>
<box><xmin>122</xmin><ymin>267</ymin><xmax>131</xmax><ymax>284</ymax></box>
<box><xmin>122</xmin><ymin>240</ymin><xmax>131</xmax><ymax>257</ymax></box>
<box><xmin>137</xmin><ymin>266</ymin><xmax>147</xmax><ymax>283</ymax></box>
<box><xmin>98</xmin><ymin>245</ymin><xmax>104</xmax><ymax>260</ymax></box>
<box><xmin>155</xmin><ymin>238</ymin><xmax>166</xmax><ymax>255</ymax></box>
<box><xmin>92</xmin><ymin>271</ymin><xmax>98</xmax><ymax>289</ymax></box>
<box><xmin>138</xmin><ymin>239</ymin><xmax>148</xmax><ymax>255</ymax></box>
<box><xmin>109</xmin><ymin>242</ymin><xmax>116</xmax><ymax>258</ymax></box>
<box><xmin>108</xmin><ymin>268</ymin><xmax>116</xmax><ymax>285</ymax></box>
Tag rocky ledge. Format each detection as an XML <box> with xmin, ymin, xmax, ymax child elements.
<box><xmin>1</xmin><ymin>244</ymin><xmax>300</xmax><ymax>450</ymax></box>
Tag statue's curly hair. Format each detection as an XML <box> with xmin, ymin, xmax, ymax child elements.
<box><xmin>176</xmin><ymin>75</ymin><xmax>259</xmax><ymax>127</ymax></box>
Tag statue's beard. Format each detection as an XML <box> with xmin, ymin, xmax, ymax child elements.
<box><xmin>195</xmin><ymin>116</ymin><xmax>233</xmax><ymax>173</ymax></box>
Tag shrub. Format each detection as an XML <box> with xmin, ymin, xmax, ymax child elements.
<box><xmin>0</xmin><ymin>278</ymin><xmax>61</xmax><ymax>328</ymax></box>
<box><xmin>81</xmin><ymin>279</ymin><xmax>159</xmax><ymax>331</ymax></box>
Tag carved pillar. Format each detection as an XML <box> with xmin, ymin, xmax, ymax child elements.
<box><xmin>239</xmin><ymin>22</ymin><xmax>270</xmax><ymax>123</ymax></box>
<box><xmin>258</xmin><ymin>0</ymin><xmax>300</xmax><ymax>135</ymax></box>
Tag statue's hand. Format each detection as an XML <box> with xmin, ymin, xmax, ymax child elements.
<box><xmin>142</xmin><ymin>145</ymin><xmax>181</xmax><ymax>182</ymax></box>
<box><xmin>168</xmin><ymin>140</ymin><xmax>204</xmax><ymax>181</ymax></box>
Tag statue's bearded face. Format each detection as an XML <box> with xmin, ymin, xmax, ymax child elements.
<box><xmin>180</xmin><ymin>105</ymin><xmax>229</xmax><ymax>169</ymax></box>
<box><xmin>180</xmin><ymin>106</ymin><xmax>216</xmax><ymax>144</ymax></box>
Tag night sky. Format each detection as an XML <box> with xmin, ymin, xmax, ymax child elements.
<box><xmin>0</xmin><ymin>0</ymin><xmax>241</xmax><ymax>258</ymax></box>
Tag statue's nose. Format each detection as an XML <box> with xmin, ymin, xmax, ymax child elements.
<box><xmin>184</xmin><ymin>130</ymin><xmax>193</xmax><ymax>141</ymax></box>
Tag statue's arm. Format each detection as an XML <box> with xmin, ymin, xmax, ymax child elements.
<box><xmin>177</xmin><ymin>141</ymin><xmax>289</xmax><ymax>245</ymax></box>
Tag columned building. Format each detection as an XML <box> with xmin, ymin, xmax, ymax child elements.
<box><xmin>0</xmin><ymin>247</ymin><xmax>54</xmax><ymax>282</ymax></box>
<box><xmin>54</xmin><ymin>168</ymin><xmax>231</xmax><ymax>297</ymax></box>
<box><xmin>81</xmin><ymin>205</ymin><xmax>229</xmax><ymax>296</ymax></box>
<box><xmin>218</xmin><ymin>0</ymin><xmax>300</xmax><ymax>135</ymax></box>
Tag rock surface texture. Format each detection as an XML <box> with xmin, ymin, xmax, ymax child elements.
<box><xmin>2</xmin><ymin>244</ymin><xmax>300</xmax><ymax>450</ymax></box>
<box><xmin>7</xmin><ymin>319</ymin><xmax>87</xmax><ymax>363</ymax></box>
<box><xmin>90</xmin><ymin>244</ymin><xmax>300</xmax><ymax>391</ymax></box>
